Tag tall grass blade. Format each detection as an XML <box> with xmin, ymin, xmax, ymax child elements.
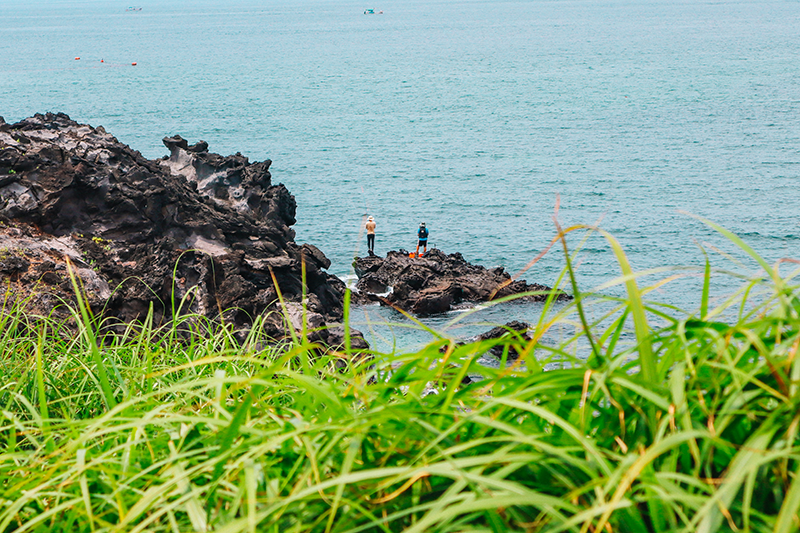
<box><xmin>695</xmin><ymin>427</ymin><xmax>778</xmax><ymax>533</ymax></box>
<box><xmin>774</xmin><ymin>462</ymin><xmax>800</xmax><ymax>533</ymax></box>
<box><xmin>66</xmin><ymin>257</ymin><xmax>117</xmax><ymax>409</ymax></box>
<box><xmin>597</xmin><ymin>228</ymin><xmax>656</xmax><ymax>385</ymax></box>
<box><xmin>701</xmin><ymin>254</ymin><xmax>711</xmax><ymax>319</ymax></box>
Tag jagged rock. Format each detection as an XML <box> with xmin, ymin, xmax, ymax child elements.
<box><xmin>477</xmin><ymin>320</ymin><xmax>531</xmax><ymax>341</ymax></box>
<box><xmin>324</xmin><ymin>325</ymin><xmax>370</xmax><ymax>351</ymax></box>
<box><xmin>299</xmin><ymin>243</ymin><xmax>331</xmax><ymax>270</ymax></box>
<box><xmin>0</xmin><ymin>113</ymin><xmax>355</xmax><ymax>344</ymax></box>
<box><xmin>411</xmin><ymin>290</ymin><xmax>454</xmax><ymax>315</ymax></box>
<box><xmin>352</xmin><ymin>248</ymin><xmax>570</xmax><ymax>315</ymax></box>
<box><xmin>355</xmin><ymin>272</ymin><xmax>387</xmax><ymax>295</ymax></box>
<box><xmin>353</xmin><ymin>254</ymin><xmax>383</xmax><ymax>278</ymax></box>
<box><xmin>282</xmin><ymin>302</ymin><xmax>327</xmax><ymax>342</ymax></box>
<box><xmin>475</xmin><ymin>321</ymin><xmax>533</xmax><ymax>361</ymax></box>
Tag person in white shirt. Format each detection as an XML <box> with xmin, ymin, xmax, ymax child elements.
<box><xmin>366</xmin><ymin>216</ymin><xmax>376</xmax><ymax>254</ymax></box>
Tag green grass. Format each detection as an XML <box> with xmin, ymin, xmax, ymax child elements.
<box><xmin>1</xmin><ymin>223</ymin><xmax>800</xmax><ymax>532</ymax></box>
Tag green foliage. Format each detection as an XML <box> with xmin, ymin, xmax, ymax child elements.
<box><xmin>1</xmin><ymin>222</ymin><xmax>799</xmax><ymax>532</ymax></box>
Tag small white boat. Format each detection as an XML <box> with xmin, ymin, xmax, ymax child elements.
<box><xmin>364</xmin><ymin>9</ymin><xmax>383</xmax><ymax>14</ymax></box>
<box><xmin>126</xmin><ymin>6</ymin><xmax>142</xmax><ymax>11</ymax></box>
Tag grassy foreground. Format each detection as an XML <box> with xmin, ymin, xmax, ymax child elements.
<box><xmin>1</xmin><ymin>223</ymin><xmax>800</xmax><ymax>532</ymax></box>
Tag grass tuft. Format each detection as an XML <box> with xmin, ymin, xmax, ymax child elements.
<box><xmin>0</xmin><ymin>222</ymin><xmax>799</xmax><ymax>531</ymax></box>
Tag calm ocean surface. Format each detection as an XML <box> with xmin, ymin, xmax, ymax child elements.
<box><xmin>2</xmin><ymin>0</ymin><xmax>798</xmax><ymax>350</ymax></box>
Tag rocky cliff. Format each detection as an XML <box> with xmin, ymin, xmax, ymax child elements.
<box><xmin>0</xmin><ymin>113</ymin><xmax>353</xmax><ymax>344</ymax></box>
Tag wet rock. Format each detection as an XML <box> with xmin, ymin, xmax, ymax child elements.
<box><xmin>475</xmin><ymin>320</ymin><xmax>533</xmax><ymax>361</ymax></box>
<box><xmin>352</xmin><ymin>254</ymin><xmax>383</xmax><ymax>278</ymax></box>
<box><xmin>477</xmin><ymin>320</ymin><xmax>531</xmax><ymax>341</ymax></box>
<box><xmin>354</xmin><ymin>272</ymin><xmax>387</xmax><ymax>295</ymax></box>
<box><xmin>352</xmin><ymin>248</ymin><xmax>570</xmax><ymax>315</ymax></box>
<box><xmin>0</xmin><ymin>113</ymin><xmax>350</xmax><ymax>344</ymax></box>
<box><xmin>411</xmin><ymin>290</ymin><xmax>454</xmax><ymax>315</ymax></box>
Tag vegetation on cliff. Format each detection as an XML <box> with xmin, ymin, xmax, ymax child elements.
<box><xmin>1</xmin><ymin>221</ymin><xmax>799</xmax><ymax>532</ymax></box>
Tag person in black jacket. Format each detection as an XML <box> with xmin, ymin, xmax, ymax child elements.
<box><xmin>415</xmin><ymin>222</ymin><xmax>428</xmax><ymax>257</ymax></box>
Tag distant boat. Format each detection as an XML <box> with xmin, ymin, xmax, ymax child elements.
<box><xmin>364</xmin><ymin>9</ymin><xmax>383</xmax><ymax>14</ymax></box>
<box><xmin>126</xmin><ymin>6</ymin><xmax>142</xmax><ymax>11</ymax></box>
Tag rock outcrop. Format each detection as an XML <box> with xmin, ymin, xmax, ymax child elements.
<box><xmin>0</xmin><ymin>113</ymin><xmax>360</xmax><ymax>346</ymax></box>
<box><xmin>474</xmin><ymin>320</ymin><xmax>533</xmax><ymax>361</ymax></box>
<box><xmin>352</xmin><ymin>249</ymin><xmax>570</xmax><ymax>315</ymax></box>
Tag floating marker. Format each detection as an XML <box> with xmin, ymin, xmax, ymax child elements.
<box><xmin>131</xmin><ymin>62</ymin><xmax>137</xmax><ymax>66</ymax></box>
<box><xmin>74</xmin><ymin>57</ymin><xmax>80</xmax><ymax>60</ymax></box>
<box><xmin>100</xmin><ymin>59</ymin><xmax>104</xmax><ymax>63</ymax></box>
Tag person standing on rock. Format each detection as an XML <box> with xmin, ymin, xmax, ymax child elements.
<box><xmin>415</xmin><ymin>222</ymin><xmax>429</xmax><ymax>257</ymax></box>
<box><xmin>366</xmin><ymin>216</ymin><xmax>376</xmax><ymax>255</ymax></box>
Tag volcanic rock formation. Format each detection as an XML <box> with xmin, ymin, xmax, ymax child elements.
<box><xmin>0</xmin><ymin>113</ymin><xmax>360</xmax><ymax>346</ymax></box>
<box><xmin>352</xmin><ymin>249</ymin><xmax>570</xmax><ymax>315</ymax></box>
<box><xmin>473</xmin><ymin>320</ymin><xmax>533</xmax><ymax>361</ymax></box>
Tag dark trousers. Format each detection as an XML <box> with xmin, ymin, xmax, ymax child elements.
<box><xmin>367</xmin><ymin>233</ymin><xmax>375</xmax><ymax>252</ymax></box>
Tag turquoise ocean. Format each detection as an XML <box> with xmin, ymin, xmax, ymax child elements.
<box><xmin>2</xmin><ymin>0</ymin><xmax>799</xmax><ymax>350</ymax></box>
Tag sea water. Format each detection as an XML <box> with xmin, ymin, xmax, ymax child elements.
<box><xmin>1</xmin><ymin>0</ymin><xmax>798</xmax><ymax>350</ymax></box>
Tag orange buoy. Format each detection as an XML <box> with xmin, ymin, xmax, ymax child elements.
<box><xmin>100</xmin><ymin>59</ymin><xmax>104</xmax><ymax>62</ymax></box>
<box><xmin>74</xmin><ymin>57</ymin><xmax>80</xmax><ymax>60</ymax></box>
<box><xmin>131</xmin><ymin>62</ymin><xmax>137</xmax><ymax>66</ymax></box>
